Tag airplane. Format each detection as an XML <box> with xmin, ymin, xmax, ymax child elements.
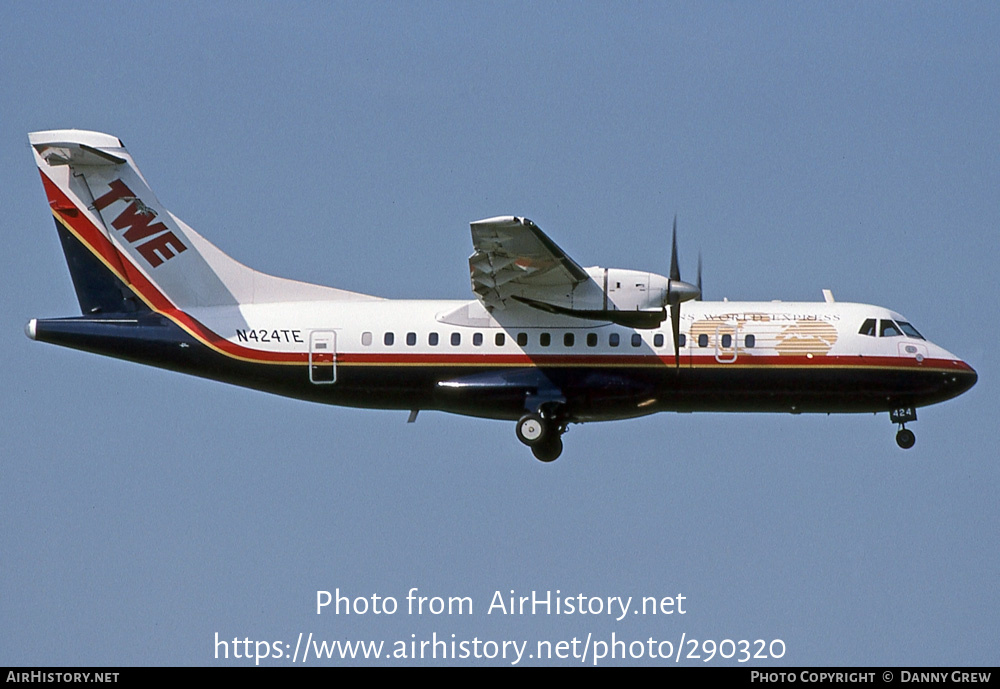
<box><xmin>24</xmin><ymin>129</ymin><xmax>977</xmax><ymax>462</ymax></box>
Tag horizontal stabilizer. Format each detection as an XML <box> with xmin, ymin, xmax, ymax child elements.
<box><xmin>34</xmin><ymin>142</ymin><xmax>126</xmax><ymax>167</ymax></box>
<box><xmin>30</xmin><ymin>130</ymin><xmax>127</xmax><ymax>166</ymax></box>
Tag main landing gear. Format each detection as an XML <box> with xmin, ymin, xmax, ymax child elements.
<box><xmin>890</xmin><ymin>407</ymin><xmax>917</xmax><ymax>450</ymax></box>
<box><xmin>516</xmin><ymin>408</ymin><xmax>567</xmax><ymax>462</ymax></box>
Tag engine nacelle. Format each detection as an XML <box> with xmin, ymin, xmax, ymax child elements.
<box><xmin>508</xmin><ymin>267</ymin><xmax>671</xmax><ymax>329</ymax></box>
<box><xmin>596</xmin><ymin>268</ymin><xmax>670</xmax><ymax>313</ymax></box>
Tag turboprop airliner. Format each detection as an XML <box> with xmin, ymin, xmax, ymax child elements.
<box><xmin>25</xmin><ymin>130</ymin><xmax>977</xmax><ymax>461</ymax></box>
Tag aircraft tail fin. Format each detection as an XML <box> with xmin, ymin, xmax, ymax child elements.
<box><xmin>30</xmin><ymin>130</ymin><xmax>379</xmax><ymax>316</ymax></box>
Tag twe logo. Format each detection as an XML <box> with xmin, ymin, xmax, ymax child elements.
<box><xmin>93</xmin><ymin>179</ymin><xmax>188</xmax><ymax>268</ymax></box>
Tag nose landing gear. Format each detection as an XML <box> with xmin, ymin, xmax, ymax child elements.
<box><xmin>890</xmin><ymin>407</ymin><xmax>917</xmax><ymax>450</ymax></box>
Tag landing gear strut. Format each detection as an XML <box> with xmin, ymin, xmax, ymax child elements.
<box><xmin>890</xmin><ymin>407</ymin><xmax>917</xmax><ymax>450</ymax></box>
<box><xmin>516</xmin><ymin>407</ymin><xmax>567</xmax><ymax>462</ymax></box>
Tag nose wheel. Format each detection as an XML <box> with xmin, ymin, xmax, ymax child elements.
<box><xmin>895</xmin><ymin>427</ymin><xmax>916</xmax><ymax>449</ymax></box>
<box><xmin>516</xmin><ymin>409</ymin><xmax>566</xmax><ymax>462</ymax></box>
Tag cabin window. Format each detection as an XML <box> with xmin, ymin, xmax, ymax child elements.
<box><xmin>653</xmin><ymin>333</ymin><xmax>664</xmax><ymax>347</ymax></box>
<box><xmin>898</xmin><ymin>322</ymin><xmax>925</xmax><ymax>340</ymax></box>
<box><xmin>721</xmin><ymin>334</ymin><xmax>732</xmax><ymax>348</ymax></box>
<box><xmin>517</xmin><ymin>332</ymin><xmax>528</xmax><ymax>347</ymax></box>
<box><xmin>428</xmin><ymin>332</ymin><xmax>439</xmax><ymax>346</ymax></box>
<box><xmin>362</xmin><ymin>331</ymin><xmax>372</xmax><ymax>346</ymax></box>
<box><xmin>540</xmin><ymin>333</ymin><xmax>551</xmax><ymax>347</ymax></box>
<box><xmin>678</xmin><ymin>334</ymin><xmax>686</xmax><ymax>347</ymax></box>
<box><xmin>406</xmin><ymin>332</ymin><xmax>416</xmax><ymax>346</ymax></box>
<box><xmin>451</xmin><ymin>332</ymin><xmax>461</xmax><ymax>346</ymax></box>
<box><xmin>698</xmin><ymin>333</ymin><xmax>709</xmax><ymax>348</ymax></box>
<box><xmin>880</xmin><ymin>320</ymin><xmax>902</xmax><ymax>337</ymax></box>
<box><xmin>859</xmin><ymin>318</ymin><xmax>877</xmax><ymax>337</ymax></box>
<box><xmin>495</xmin><ymin>333</ymin><xmax>505</xmax><ymax>346</ymax></box>
<box><xmin>631</xmin><ymin>333</ymin><xmax>642</xmax><ymax>347</ymax></box>
<box><xmin>609</xmin><ymin>333</ymin><xmax>620</xmax><ymax>347</ymax></box>
<box><xmin>564</xmin><ymin>333</ymin><xmax>575</xmax><ymax>347</ymax></box>
<box><xmin>473</xmin><ymin>333</ymin><xmax>483</xmax><ymax>346</ymax></box>
<box><xmin>384</xmin><ymin>332</ymin><xmax>394</xmax><ymax>346</ymax></box>
<box><xmin>745</xmin><ymin>334</ymin><xmax>755</xmax><ymax>348</ymax></box>
<box><xmin>587</xmin><ymin>333</ymin><xmax>598</xmax><ymax>347</ymax></box>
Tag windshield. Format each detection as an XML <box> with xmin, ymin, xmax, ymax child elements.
<box><xmin>897</xmin><ymin>321</ymin><xmax>925</xmax><ymax>340</ymax></box>
<box><xmin>879</xmin><ymin>319</ymin><xmax>925</xmax><ymax>339</ymax></box>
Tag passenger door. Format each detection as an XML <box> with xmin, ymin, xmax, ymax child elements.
<box><xmin>309</xmin><ymin>330</ymin><xmax>337</xmax><ymax>384</ymax></box>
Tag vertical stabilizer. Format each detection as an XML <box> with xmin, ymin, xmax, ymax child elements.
<box><xmin>30</xmin><ymin>130</ymin><xmax>379</xmax><ymax>316</ymax></box>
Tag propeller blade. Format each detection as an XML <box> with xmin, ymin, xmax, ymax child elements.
<box><xmin>664</xmin><ymin>215</ymin><xmax>699</xmax><ymax>367</ymax></box>
<box><xmin>669</xmin><ymin>215</ymin><xmax>681</xmax><ymax>282</ymax></box>
<box><xmin>665</xmin><ymin>217</ymin><xmax>699</xmax><ymax>306</ymax></box>
<box><xmin>671</xmin><ymin>301</ymin><xmax>681</xmax><ymax>368</ymax></box>
<box><xmin>670</xmin><ymin>216</ymin><xmax>681</xmax><ymax>367</ymax></box>
<box><xmin>696</xmin><ymin>252</ymin><xmax>703</xmax><ymax>301</ymax></box>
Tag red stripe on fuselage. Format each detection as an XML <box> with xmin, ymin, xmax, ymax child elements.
<box><xmin>336</xmin><ymin>351</ymin><xmax>971</xmax><ymax>373</ymax></box>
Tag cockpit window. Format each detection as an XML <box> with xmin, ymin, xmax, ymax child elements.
<box><xmin>880</xmin><ymin>320</ymin><xmax>903</xmax><ymax>337</ymax></box>
<box><xmin>862</xmin><ymin>318</ymin><xmax>924</xmax><ymax>339</ymax></box>
<box><xmin>897</xmin><ymin>322</ymin><xmax>925</xmax><ymax>340</ymax></box>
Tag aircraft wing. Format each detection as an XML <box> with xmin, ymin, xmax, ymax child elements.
<box><xmin>469</xmin><ymin>216</ymin><xmax>590</xmax><ymax>310</ymax></box>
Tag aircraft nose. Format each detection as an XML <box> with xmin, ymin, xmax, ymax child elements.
<box><xmin>955</xmin><ymin>363</ymin><xmax>978</xmax><ymax>395</ymax></box>
<box><xmin>942</xmin><ymin>360</ymin><xmax>977</xmax><ymax>399</ymax></box>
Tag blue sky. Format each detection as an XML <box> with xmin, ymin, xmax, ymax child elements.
<box><xmin>2</xmin><ymin>2</ymin><xmax>997</xmax><ymax>666</ymax></box>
